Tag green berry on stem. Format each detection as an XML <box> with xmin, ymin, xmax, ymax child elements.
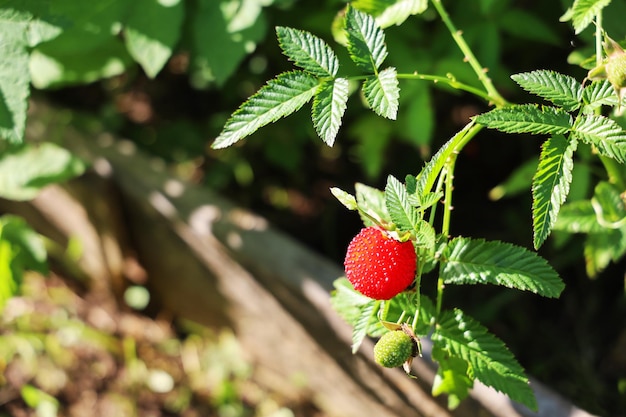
<box><xmin>344</xmin><ymin>227</ymin><xmax>416</xmax><ymax>300</ymax></box>
<box><xmin>374</xmin><ymin>330</ymin><xmax>414</xmax><ymax>368</ymax></box>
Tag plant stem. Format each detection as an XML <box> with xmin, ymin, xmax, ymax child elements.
<box><xmin>430</xmin><ymin>0</ymin><xmax>507</xmax><ymax>107</ymax></box>
<box><xmin>396</xmin><ymin>73</ymin><xmax>493</xmax><ymax>104</ymax></box>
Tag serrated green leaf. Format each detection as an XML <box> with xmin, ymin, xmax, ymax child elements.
<box><xmin>474</xmin><ymin>104</ymin><xmax>572</xmax><ymax>135</ymax></box>
<box><xmin>375</xmin><ymin>0</ymin><xmax>428</xmax><ymax>28</ymax></box>
<box><xmin>276</xmin><ymin>26</ymin><xmax>339</xmax><ymax>77</ymax></box>
<box><xmin>345</xmin><ymin>5</ymin><xmax>388</xmax><ymax>72</ymax></box>
<box><xmin>124</xmin><ymin>0</ymin><xmax>184</xmax><ymax>78</ymax></box>
<box><xmin>0</xmin><ymin>143</ymin><xmax>87</xmax><ymax>201</ymax></box>
<box><xmin>582</xmin><ymin>80</ymin><xmax>619</xmax><ymax>111</ymax></box>
<box><xmin>532</xmin><ymin>135</ymin><xmax>577</xmax><ymax>249</ymax></box>
<box><xmin>433</xmin><ymin>309</ymin><xmax>537</xmax><ymax>410</ymax></box>
<box><xmin>355</xmin><ymin>183</ymin><xmax>389</xmax><ymax>226</ymax></box>
<box><xmin>562</xmin><ymin>0</ymin><xmax>612</xmax><ymax>35</ymax></box>
<box><xmin>312</xmin><ymin>78</ymin><xmax>349</xmax><ymax>146</ymax></box>
<box><xmin>212</xmin><ymin>71</ymin><xmax>319</xmax><ymax>149</ymax></box>
<box><xmin>363</xmin><ymin>67</ymin><xmax>399</xmax><ymax>119</ymax></box>
<box><xmin>385</xmin><ymin>175</ymin><xmax>419</xmax><ymax>232</ymax></box>
<box><xmin>511</xmin><ymin>71</ymin><xmax>582</xmax><ymax>111</ymax></box>
<box><xmin>441</xmin><ymin>237</ymin><xmax>564</xmax><ymax>298</ymax></box>
<box><xmin>330</xmin><ymin>187</ymin><xmax>358</xmax><ymax>210</ymax></box>
<box><xmin>572</xmin><ymin>114</ymin><xmax>626</xmax><ymax>163</ymax></box>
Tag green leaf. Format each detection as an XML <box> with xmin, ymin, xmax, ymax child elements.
<box><xmin>511</xmin><ymin>71</ymin><xmax>582</xmax><ymax>112</ymax></box>
<box><xmin>582</xmin><ymin>80</ymin><xmax>619</xmax><ymax>111</ymax></box>
<box><xmin>30</xmin><ymin>34</ymin><xmax>133</xmax><ymax>89</ymax></box>
<box><xmin>553</xmin><ymin>200</ymin><xmax>603</xmax><ymax>233</ymax></box>
<box><xmin>532</xmin><ymin>135</ymin><xmax>577</xmax><ymax>249</ymax></box>
<box><xmin>124</xmin><ymin>0</ymin><xmax>184</xmax><ymax>78</ymax></box>
<box><xmin>375</xmin><ymin>0</ymin><xmax>428</xmax><ymax>28</ymax></box>
<box><xmin>592</xmin><ymin>181</ymin><xmax>626</xmax><ymax>225</ymax></box>
<box><xmin>345</xmin><ymin>6</ymin><xmax>388</xmax><ymax>72</ymax></box>
<box><xmin>385</xmin><ymin>175</ymin><xmax>419</xmax><ymax>232</ymax></box>
<box><xmin>431</xmin><ymin>346</ymin><xmax>473</xmax><ymax>410</ymax></box>
<box><xmin>583</xmin><ymin>225</ymin><xmax>626</xmax><ymax>277</ymax></box>
<box><xmin>0</xmin><ymin>215</ymin><xmax>47</xmax><ymax>308</ymax></box>
<box><xmin>441</xmin><ymin>237</ymin><xmax>564</xmax><ymax>298</ymax></box>
<box><xmin>0</xmin><ymin>9</ymin><xmax>32</xmax><ymax>143</ymax></box>
<box><xmin>355</xmin><ymin>182</ymin><xmax>389</xmax><ymax>226</ymax></box>
<box><xmin>0</xmin><ymin>143</ymin><xmax>87</xmax><ymax>201</ymax></box>
<box><xmin>212</xmin><ymin>71</ymin><xmax>319</xmax><ymax>149</ymax></box>
<box><xmin>474</xmin><ymin>104</ymin><xmax>572</xmax><ymax>135</ymax></box>
<box><xmin>571</xmin><ymin>114</ymin><xmax>626</xmax><ymax>163</ymax></box>
<box><xmin>312</xmin><ymin>78</ymin><xmax>349</xmax><ymax>146</ymax></box>
<box><xmin>433</xmin><ymin>309</ymin><xmax>537</xmax><ymax>410</ymax></box>
<box><xmin>276</xmin><ymin>26</ymin><xmax>339</xmax><ymax>77</ymax></box>
<box><xmin>187</xmin><ymin>0</ymin><xmax>267</xmax><ymax>88</ymax></box>
<box><xmin>561</xmin><ymin>0</ymin><xmax>612</xmax><ymax>34</ymax></box>
<box><xmin>363</xmin><ymin>67</ymin><xmax>399</xmax><ymax>120</ymax></box>
<box><xmin>330</xmin><ymin>187</ymin><xmax>358</xmax><ymax>210</ymax></box>
<box><xmin>329</xmin><ymin>278</ymin><xmax>381</xmax><ymax>353</ymax></box>
<box><xmin>1</xmin><ymin>215</ymin><xmax>47</xmax><ymax>274</ymax></box>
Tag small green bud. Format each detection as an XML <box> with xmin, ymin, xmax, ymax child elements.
<box><xmin>373</xmin><ymin>330</ymin><xmax>414</xmax><ymax>368</ymax></box>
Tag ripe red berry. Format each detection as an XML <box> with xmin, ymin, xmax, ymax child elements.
<box><xmin>344</xmin><ymin>227</ymin><xmax>416</xmax><ymax>300</ymax></box>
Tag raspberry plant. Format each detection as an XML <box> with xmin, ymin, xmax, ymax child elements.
<box><xmin>213</xmin><ymin>0</ymin><xmax>626</xmax><ymax>411</ymax></box>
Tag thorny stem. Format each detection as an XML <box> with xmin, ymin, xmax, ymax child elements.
<box><xmin>430</xmin><ymin>0</ymin><xmax>507</xmax><ymax>107</ymax></box>
<box><xmin>396</xmin><ymin>73</ymin><xmax>493</xmax><ymax>104</ymax></box>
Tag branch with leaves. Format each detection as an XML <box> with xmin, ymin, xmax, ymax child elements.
<box><xmin>212</xmin><ymin>0</ymin><xmax>625</xmax><ymax>412</ymax></box>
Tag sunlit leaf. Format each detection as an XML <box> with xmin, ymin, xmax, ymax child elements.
<box><xmin>441</xmin><ymin>237</ymin><xmax>564</xmax><ymax>297</ymax></box>
<box><xmin>532</xmin><ymin>134</ymin><xmax>577</xmax><ymax>249</ymax></box>
<box><xmin>276</xmin><ymin>26</ymin><xmax>339</xmax><ymax>77</ymax></box>
<box><xmin>312</xmin><ymin>78</ymin><xmax>349</xmax><ymax>146</ymax></box>
<box><xmin>363</xmin><ymin>66</ymin><xmax>399</xmax><ymax>119</ymax></box>
<box><xmin>212</xmin><ymin>71</ymin><xmax>319</xmax><ymax>149</ymax></box>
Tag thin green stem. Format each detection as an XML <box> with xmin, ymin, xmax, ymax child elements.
<box><xmin>595</xmin><ymin>12</ymin><xmax>603</xmax><ymax>67</ymax></box>
<box><xmin>396</xmin><ymin>73</ymin><xmax>493</xmax><ymax>104</ymax></box>
<box><xmin>430</xmin><ymin>0</ymin><xmax>507</xmax><ymax>108</ymax></box>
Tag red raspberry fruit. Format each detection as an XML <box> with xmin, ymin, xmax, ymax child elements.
<box><xmin>344</xmin><ymin>227</ymin><xmax>416</xmax><ymax>300</ymax></box>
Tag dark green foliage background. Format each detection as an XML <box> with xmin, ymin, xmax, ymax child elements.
<box><xmin>17</xmin><ymin>0</ymin><xmax>626</xmax><ymax>414</ymax></box>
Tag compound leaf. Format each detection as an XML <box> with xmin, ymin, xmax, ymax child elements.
<box><xmin>312</xmin><ymin>77</ymin><xmax>349</xmax><ymax>146</ymax></box>
<box><xmin>433</xmin><ymin>309</ymin><xmax>537</xmax><ymax>410</ymax></box>
<box><xmin>572</xmin><ymin>114</ymin><xmax>626</xmax><ymax>163</ymax></box>
<box><xmin>441</xmin><ymin>237</ymin><xmax>564</xmax><ymax>298</ymax></box>
<box><xmin>511</xmin><ymin>70</ymin><xmax>582</xmax><ymax>111</ymax></box>
<box><xmin>345</xmin><ymin>5</ymin><xmax>388</xmax><ymax>72</ymax></box>
<box><xmin>582</xmin><ymin>80</ymin><xmax>619</xmax><ymax>111</ymax></box>
<box><xmin>532</xmin><ymin>134</ymin><xmax>577</xmax><ymax>249</ymax></box>
<box><xmin>474</xmin><ymin>104</ymin><xmax>572</xmax><ymax>135</ymax></box>
<box><xmin>276</xmin><ymin>26</ymin><xmax>339</xmax><ymax>77</ymax></box>
<box><xmin>363</xmin><ymin>66</ymin><xmax>399</xmax><ymax>119</ymax></box>
<box><xmin>213</xmin><ymin>71</ymin><xmax>318</xmax><ymax>149</ymax></box>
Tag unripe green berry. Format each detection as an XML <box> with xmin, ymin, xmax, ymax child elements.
<box><xmin>373</xmin><ymin>330</ymin><xmax>414</xmax><ymax>368</ymax></box>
